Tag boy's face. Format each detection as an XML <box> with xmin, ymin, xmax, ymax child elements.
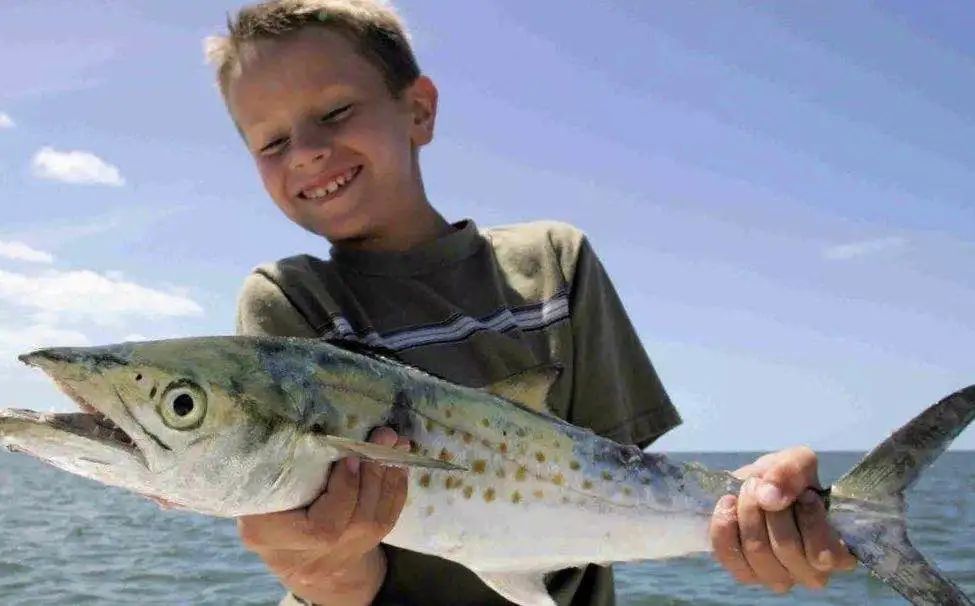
<box><xmin>226</xmin><ymin>26</ymin><xmax>437</xmax><ymax>246</ymax></box>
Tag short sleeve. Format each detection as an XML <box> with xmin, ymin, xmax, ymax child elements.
<box><xmin>235</xmin><ymin>271</ymin><xmax>318</xmax><ymax>338</ymax></box>
<box><xmin>565</xmin><ymin>237</ymin><xmax>681</xmax><ymax>448</ymax></box>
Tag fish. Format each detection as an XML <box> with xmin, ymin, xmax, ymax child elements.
<box><xmin>0</xmin><ymin>335</ymin><xmax>972</xmax><ymax>606</ymax></box>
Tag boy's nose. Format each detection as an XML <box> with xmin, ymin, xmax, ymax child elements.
<box><xmin>289</xmin><ymin>130</ymin><xmax>333</xmax><ymax>170</ymax></box>
<box><xmin>290</xmin><ymin>147</ymin><xmax>331</xmax><ymax>171</ymax></box>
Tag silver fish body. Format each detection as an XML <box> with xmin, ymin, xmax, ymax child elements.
<box><xmin>1</xmin><ymin>336</ymin><xmax>972</xmax><ymax>606</ymax></box>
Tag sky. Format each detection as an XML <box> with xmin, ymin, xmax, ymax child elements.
<box><xmin>0</xmin><ymin>1</ymin><xmax>973</xmax><ymax>453</ymax></box>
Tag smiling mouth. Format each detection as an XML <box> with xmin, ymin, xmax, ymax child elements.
<box><xmin>297</xmin><ymin>165</ymin><xmax>362</xmax><ymax>201</ymax></box>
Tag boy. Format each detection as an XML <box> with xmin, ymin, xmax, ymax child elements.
<box><xmin>205</xmin><ymin>1</ymin><xmax>857</xmax><ymax>604</ymax></box>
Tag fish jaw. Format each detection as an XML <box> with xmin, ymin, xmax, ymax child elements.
<box><xmin>0</xmin><ymin>408</ymin><xmax>154</xmax><ymax>494</ymax></box>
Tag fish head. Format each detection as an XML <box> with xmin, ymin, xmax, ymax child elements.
<box><xmin>10</xmin><ymin>337</ymin><xmax>336</xmax><ymax>516</ymax></box>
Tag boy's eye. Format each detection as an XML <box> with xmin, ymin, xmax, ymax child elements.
<box><xmin>259</xmin><ymin>137</ymin><xmax>288</xmax><ymax>155</ymax></box>
<box><xmin>319</xmin><ymin>104</ymin><xmax>353</xmax><ymax>123</ymax></box>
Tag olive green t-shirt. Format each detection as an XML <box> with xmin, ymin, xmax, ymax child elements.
<box><xmin>235</xmin><ymin>219</ymin><xmax>681</xmax><ymax>606</ymax></box>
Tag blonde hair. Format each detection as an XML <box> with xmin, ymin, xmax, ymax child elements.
<box><xmin>204</xmin><ymin>0</ymin><xmax>421</xmax><ymax>99</ymax></box>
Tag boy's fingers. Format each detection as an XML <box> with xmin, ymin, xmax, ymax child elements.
<box><xmin>766</xmin><ymin>507</ymin><xmax>828</xmax><ymax>590</ymax></box>
<box><xmin>351</xmin><ymin>428</ymin><xmax>399</xmax><ymax>529</ymax></box>
<box><xmin>738</xmin><ymin>479</ymin><xmax>794</xmax><ymax>593</ymax></box>
<box><xmin>796</xmin><ymin>490</ymin><xmax>858</xmax><ymax>572</ymax></box>
<box><xmin>306</xmin><ymin>453</ymin><xmax>361</xmax><ymax>544</ymax></box>
<box><xmin>796</xmin><ymin>490</ymin><xmax>838</xmax><ymax>571</ymax></box>
<box><xmin>709</xmin><ymin>494</ymin><xmax>758</xmax><ymax>585</ymax></box>
<box><xmin>374</xmin><ymin>437</ymin><xmax>411</xmax><ymax>530</ymax></box>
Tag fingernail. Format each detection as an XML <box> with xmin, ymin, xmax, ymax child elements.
<box><xmin>816</xmin><ymin>550</ymin><xmax>834</xmax><ymax>570</ymax></box>
<box><xmin>345</xmin><ymin>456</ymin><xmax>360</xmax><ymax>475</ymax></box>
<box><xmin>716</xmin><ymin>494</ymin><xmax>737</xmax><ymax>513</ymax></box>
<box><xmin>757</xmin><ymin>482</ymin><xmax>785</xmax><ymax>508</ymax></box>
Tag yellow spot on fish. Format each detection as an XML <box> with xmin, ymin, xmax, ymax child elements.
<box><xmin>410</xmin><ymin>442</ymin><xmax>420</xmax><ymax>454</ymax></box>
<box><xmin>561</xmin><ymin>496</ymin><xmax>570</xmax><ymax>504</ymax></box>
<box><xmin>472</xmin><ymin>460</ymin><xmax>487</xmax><ymax>474</ymax></box>
<box><xmin>623</xmin><ymin>487</ymin><xmax>632</xmax><ymax>496</ymax></box>
<box><xmin>570</xmin><ymin>460</ymin><xmax>581</xmax><ymax>471</ymax></box>
<box><xmin>419</xmin><ymin>473</ymin><xmax>431</xmax><ymax>488</ymax></box>
<box><xmin>602</xmin><ymin>471</ymin><xmax>613</xmax><ymax>481</ymax></box>
<box><xmin>463</xmin><ymin>433</ymin><xmax>474</xmax><ymax>444</ymax></box>
<box><xmin>484</xmin><ymin>488</ymin><xmax>496</xmax><ymax>502</ymax></box>
<box><xmin>499</xmin><ymin>442</ymin><xmax>509</xmax><ymax>454</ymax></box>
<box><xmin>496</xmin><ymin>468</ymin><xmax>506</xmax><ymax>479</ymax></box>
<box><xmin>552</xmin><ymin>473</ymin><xmax>565</xmax><ymax>486</ymax></box>
<box><xmin>533</xmin><ymin>489</ymin><xmax>544</xmax><ymax>500</ymax></box>
<box><xmin>511</xmin><ymin>491</ymin><xmax>523</xmax><ymax>504</ymax></box>
<box><xmin>553</xmin><ymin>440</ymin><xmax>560</xmax><ymax>448</ymax></box>
<box><xmin>346</xmin><ymin>415</ymin><xmax>359</xmax><ymax>429</ymax></box>
<box><xmin>515</xmin><ymin>428</ymin><xmax>527</xmax><ymax>437</ymax></box>
<box><xmin>481</xmin><ymin>418</ymin><xmax>490</xmax><ymax>428</ymax></box>
<box><xmin>445</xmin><ymin>409</ymin><xmax>453</xmax><ymax>419</ymax></box>
<box><xmin>463</xmin><ymin>485</ymin><xmax>474</xmax><ymax>499</ymax></box>
<box><xmin>535</xmin><ymin>452</ymin><xmax>546</xmax><ymax>463</ymax></box>
<box><xmin>425</xmin><ymin>419</ymin><xmax>434</xmax><ymax>432</ymax></box>
<box><xmin>438</xmin><ymin>448</ymin><xmax>453</xmax><ymax>463</ymax></box>
<box><xmin>481</xmin><ymin>439</ymin><xmax>492</xmax><ymax>448</ymax></box>
<box><xmin>582</xmin><ymin>480</ymin><xmax>593</xmax><ymax>490</ymax></box>
<box><xmin>447</xmin><ymin>428</ymin><xmax>456</xmax><ymax>436</ymax></box>
<box><xmin>445</xmin><ymin>476</ymin><xmax>461</xmax><ymax>490</ymax></box>
<box><xmin>515</xmin><ymin>466</ymin><xmax>527</xmax><ymax>481</ymax></box>
<box><xmin>425</xmin><ymin>505</ymin><xmax>435</xmax><ymax>517</ymax></box>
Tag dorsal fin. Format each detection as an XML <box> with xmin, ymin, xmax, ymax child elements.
<box><xmin>324</xmin><ymin>338</ymin><xmax>403</xmax><ymax>364</ymax></box>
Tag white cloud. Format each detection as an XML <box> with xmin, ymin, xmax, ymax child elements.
<box><xmin>122</xmin><ymin>333</ymin><xmax>148</xmax><ymax>342</ymax></box>
<box><xmin>822</xmin><ymin>237</ymin><xmax>907</xmax><ymax>261</ymax></box>
<box><xmin>31</xmin><ymin>147</ymin><xmax>125</xmax><ymax>186</ymax></box>
<box><xmin>0</xmin><ymin>113</ymin><xmax>13</xmax><ymax>129</ymax></box>
<box><xmin>0</xmin><ymin>268</ymin><xmax>203</xmax><ymax>324</ymax></box>
<box><xmin>0</xmin><ymin>241</ymin><xmax>54</xmax><ymax>264</ymax></box>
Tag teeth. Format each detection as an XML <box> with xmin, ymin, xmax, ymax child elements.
<box><xmin>302</xmin><ymin>167</ymin><xmax>359</xmax><ymax>199</ymax></box>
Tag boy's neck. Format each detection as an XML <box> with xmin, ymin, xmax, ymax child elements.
<box><xmin>333</xmin><ymin>203</ymin><xmax>454</xmax><ymax>254</ymax></box>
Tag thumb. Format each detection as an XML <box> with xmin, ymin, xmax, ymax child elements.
<box><xmin>753</xmin><ymin>446</ymin><xmax>820</xmax><ymax>511</ymax></box>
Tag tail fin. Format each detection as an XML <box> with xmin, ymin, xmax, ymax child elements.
<box><xmin>829</xmin><ymin>385</ymin><xmax>975</xmax><ymax>606</ymax></box>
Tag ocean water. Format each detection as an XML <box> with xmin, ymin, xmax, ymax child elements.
<box><xmin>0</xmin><ymin>451</ymin><xmax>972</xmax><ymax>605</ymax></box>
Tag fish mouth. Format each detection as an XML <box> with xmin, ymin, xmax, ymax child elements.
<box><xmin>52</xmin><ymin>381</ymin><xmax>141</xmax><ymax>454</ymax></box>
<box><xmin>12</xmin><ymin>348</ymin><xmax>146</xmax><ymax>465</ymax></box>
<box><xmin>2</xmin><ymin>408</ymin><xmax>140</xmax><ymax>455</ymax></box>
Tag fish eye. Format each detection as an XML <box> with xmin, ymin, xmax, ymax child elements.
<box><xmin>159</xmin><ymin>382</ymin><xmax>207</xmax><ymax>430</ymax></box>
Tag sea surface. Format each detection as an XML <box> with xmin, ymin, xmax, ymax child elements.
<box><xmin>0</xmin><ymin>451</ymin><xmax>972</xmax><ymax>605</ymax></box>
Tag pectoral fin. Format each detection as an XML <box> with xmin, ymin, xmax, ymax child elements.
<box><xmin>475</xmin><ymin>571</ymin><xmax>555</xmax><ymax>606</ymax></box>
<box><xmin>322</xmin><ymin>435</ymin><xmax>467</xmax><ymax>471</ymax></box>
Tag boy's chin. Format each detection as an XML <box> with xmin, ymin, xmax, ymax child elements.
<box><xmin>298</xmin><ymin>214</ymin><xmax>372</xmax><ymax>246</ymax></box>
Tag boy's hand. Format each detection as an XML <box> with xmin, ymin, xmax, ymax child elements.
<box><xmin>237</xmin><ymin>427</ymin><xmax>410</xmax><ymax>606</ymax></box>
<box><xmin>708</xmin><ymin>447</ymin><xmax>858</xmax><ymax>593</ymax></box>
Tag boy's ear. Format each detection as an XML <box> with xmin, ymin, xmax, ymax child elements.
<box><xmin>407</xmin><ymin>75</ymin><xmax>438</xmax><ymax>146</ymax></box>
